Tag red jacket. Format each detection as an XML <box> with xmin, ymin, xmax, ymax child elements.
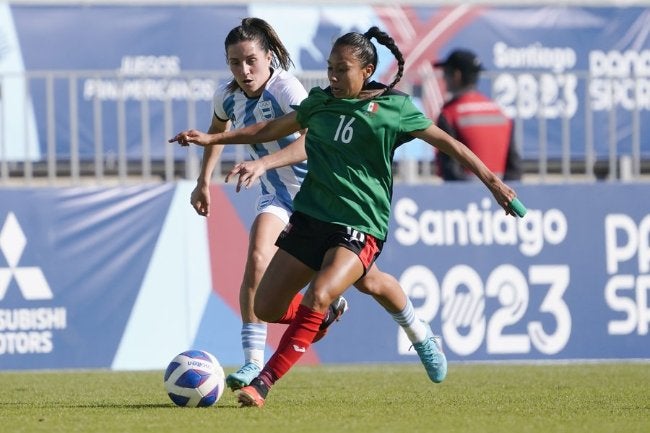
<box><xmin>436</xmin><ymin>90</ymin><xmax>522</xmax><ymax>181</ymax></box>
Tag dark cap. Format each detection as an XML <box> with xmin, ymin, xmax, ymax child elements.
<box><xmin>433</xmin><ymin>49</ymin><xmax>484</xmax><ymax>73</ymax></box>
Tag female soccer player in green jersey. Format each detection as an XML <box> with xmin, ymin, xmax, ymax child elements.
<box><xmin>187</xmin><ymin>18</ymin><xmax>451</xmax><ymax>394</ymax></box>
<box><xmin>170</xmin><ymin>26</ymin><xmax>519</xmax><ymax>407</ymax></box>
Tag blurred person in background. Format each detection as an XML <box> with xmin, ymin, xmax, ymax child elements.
<box><xmin>433</xmin><ymin>49</ymin><xmax>522</xmax><ymax>181</ymax></box>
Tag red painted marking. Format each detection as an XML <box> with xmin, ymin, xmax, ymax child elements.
<box><xmin>206</xmin><ymin>185</ymin><xmax>319</xmax><ymax>364</ymax></box>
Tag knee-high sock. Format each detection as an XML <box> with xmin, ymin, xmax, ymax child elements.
<box><xmin>274</xmin><ymin>292</ymin><xmax>304</xmax><ymax>324</ymax></box>
<box><xmin>388</xmin><ymin>298</ymin><xmax>428</xmax><ymax>343</ymax></box>
<box><xmin>241</xmin><ymin>322</ymin><xmax>267</xmax><ymax>368</ymax></box>
<box><xmin>259</xmin><ymin>304</ymin><xmax>324</xmax><ymax>385</ymax></box>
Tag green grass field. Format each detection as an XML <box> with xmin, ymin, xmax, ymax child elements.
<box><xmin>1</xmin><ymin>363</ymin><xmax>648</xmax><ymax>433</ymax></box>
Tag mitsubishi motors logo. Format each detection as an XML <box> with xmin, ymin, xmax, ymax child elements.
<box><xmin>0</xmin><ymin>212</ymin><xmax>53</xmax><ymax>300</ymax></box>
<box><xmin>0</xmin><ymin>212</ymin><xmax>65</xmax><ymax>357</ymax></box>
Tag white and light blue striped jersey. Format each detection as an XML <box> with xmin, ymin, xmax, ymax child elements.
<box><xmin>213</xmin><ymin>69</ymin><xmax>308</xmax><ymax>210</ymax></box>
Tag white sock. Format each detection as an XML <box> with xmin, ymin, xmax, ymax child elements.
<box><xmin>388</xmin><ymin>299</ymin><xmax>429</xmax><ymax>343</ymax></box>
<box><xmin>241</xmin><ymin>322</ymin><xmax>266</xmax><ymax>368</ymax></box>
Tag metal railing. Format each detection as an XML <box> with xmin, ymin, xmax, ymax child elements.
<box><xmin>1</xmin><ymin>69</ymin><xmax>649</xmax><ymax>186</ymax></box>
<box><xmin>0</xmin><ymin>70</ymin><xmax>331</xmax><ymax>186</ymax></box>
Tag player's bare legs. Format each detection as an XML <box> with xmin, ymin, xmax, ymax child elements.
<box><xmin>252</xmin><ymin>248</ymin><xmax>316</xmax><ymax>322</ymax></box>
<box><xmin>226</xmin><ymin>212</ymin><xmax>286</xmax><ymax>390</ymax></box>
<box><xmin>238</xmin><ymin>247</ymin><xmax>362</xmax><ymax>407</ymax></box>
<box><xmin>239</xmin><ymin>213</ymin><xmax>285</xmax><ymax>324</ymax></box>
<box><xmin>229</xmin><ymin>212</ymin><xmax>350</xmax><ymax>390</ymax></box>
<box><xmin>355</xmin><ymin>266</ymin><xmax>407</xmax><ymax>312</ymax></box>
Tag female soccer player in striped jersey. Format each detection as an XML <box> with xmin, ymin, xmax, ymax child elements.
<box><xmin>190</xmin><ymin>19</ymin><xmax>448</xmax><ymax>394</ymax></box>
<box><xmin>191</xmin><ymin>17</ymin><xmax>342</xmax><ymax>391</ymax></box>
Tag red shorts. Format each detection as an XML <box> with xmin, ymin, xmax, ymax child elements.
<box><xmin>276</xmin><ymin>211</ymin><xmax>383</xmax><ymax>275</ymax></box>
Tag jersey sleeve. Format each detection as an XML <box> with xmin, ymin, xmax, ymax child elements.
<box><xmin>399</xmin><ymin>96</ymin><xmax>433</xmax><ymax>133</ymax></box>
<box><xmin>212</xmin><ymin>83</ymin><xmax>229</xmax><ymax>121</ymax></box>
<box><xmin>274</xmin><ymin>74</ymin><xmax>308</xmax><ymax>114</ymax></box>
<box><xmin>295</xmin><ymin>87</ymin><xmax>328</xmax><ymax>128</ymax></box>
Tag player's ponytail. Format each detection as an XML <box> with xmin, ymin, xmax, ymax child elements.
<box><xmin>224</xmin><ymin>17</ymin><xmax>294</xmax><ymax>92</ymax></box>
<box><xmin>363</xmin><ymin>27</ymin><xmax>404</xmax><ymax>91</ymax></box>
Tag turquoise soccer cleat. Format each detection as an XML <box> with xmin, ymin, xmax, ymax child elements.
<box><xmin>226</xmin><ymin>362</ymin><xmax>261</xmax><ymax>391</ymax></box>
<box><xmin>412</xmin><ymin>323</ymin><xmax>448</xmax><ymax>383</ymax></box>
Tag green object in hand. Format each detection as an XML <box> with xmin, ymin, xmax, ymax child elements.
<box><xmin>509</xmin><ymin>198</ymin><xmax>527</xmax><ymax>217</ymax></box>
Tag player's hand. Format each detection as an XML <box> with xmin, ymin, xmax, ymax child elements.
<box><xmin>488</xmin><ymin>179</ymin><xmax>518</xmax><ymax>217</ymax></box>
<box><xmin>168</xmin><ymin>129</ymin><xmax>211</xmax><ymax>147</ymax></box>
<box><xmin>225</xmin><ymin>160</ymin><xmax>267</xmax><ymax>192</ymax></box>
<box><xmin>190</xmin><ymin>182</ymin><xmax>211</xmax><ymax>216</ymax></box>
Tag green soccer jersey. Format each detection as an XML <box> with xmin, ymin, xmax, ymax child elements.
<box><xmin>293</xmin><ymin>84</ymin><xmax>433</xmax><ymax>240</ymax></box>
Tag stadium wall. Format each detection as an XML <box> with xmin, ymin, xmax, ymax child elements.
<box><xmin>0</xmin><ymin>181</ymin><xmax>648</xmax><ymax>370</ymax></box>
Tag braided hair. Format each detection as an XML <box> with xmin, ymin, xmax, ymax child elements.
<box><xmin>332</xmin><ymin>26</ymin><xmax>405</xmax><ymax>94</ymax></box>
<box><xmin>224</xmin><ymin>17</ymin><xmax>294</xmax><ymax>92</ymax></box>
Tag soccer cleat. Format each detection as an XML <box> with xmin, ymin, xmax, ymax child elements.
<box><xmin>312</xmin><ymin>295</ymin><xmax>349</xmax><ymax>343</ymax></box>
<box><xmin>225</xmin><ymin>362</ymin><xmax>261</xmax><ymax>391</ymax></box>
<box><xmin>237</xmin><ymin>377</ymin><xmax>269</xmax><ymax>408</ymax></box>
<box><xmin>412</xmin><ymin>322</ymin><xmax>448</xmax><ymax>383</ymax></box>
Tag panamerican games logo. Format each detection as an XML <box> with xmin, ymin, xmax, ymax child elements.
<box><xmin>0</xmin><ymin>212</ymin><xmax>66</xmax><ymax>355</ymax></box>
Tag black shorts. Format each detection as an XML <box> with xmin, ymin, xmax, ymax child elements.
<box><xmin>276</xmin><ymin>211</ymin><xmax>383</xmax><ymax>275</ymax></box>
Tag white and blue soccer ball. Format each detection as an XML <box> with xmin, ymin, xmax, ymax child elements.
<box><xmin>163</xmin><ymin>350</ymin><xmax>225</xmax><ymax>407</ymax></box>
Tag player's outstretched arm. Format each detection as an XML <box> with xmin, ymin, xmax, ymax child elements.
<box><xmin>169</xmin><ymin>112</ymin><xmax>300</xmax><ymax>147</ymax></box>
<box><xmin>225</xmin><ymin>133</ymin><xmax>307</xmax><ymax>192</ymax></box>
<box><xmin>412</xmin><ymin>125</ymin><xmax>518</xmax><ymax>216</ymax></box>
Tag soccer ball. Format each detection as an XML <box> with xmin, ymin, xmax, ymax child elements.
<box><xmin>163</xmin><ymin>349</ymin><xmax>225</xmax><ymax>407</ymax></box>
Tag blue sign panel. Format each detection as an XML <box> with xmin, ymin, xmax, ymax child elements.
<box><xmin>1</xmin><ymin>182</ymin><xmax>648</xmax><ymax>370</ymax></box>
<box><xmin>0</xmin><ymin>185</ymin><xmax>174</xmax><ymax>369</ymax></box>
<box><xmin>315</xmin><ymin>183</ymin><xmax>650</xmax><ymax>362</ymax></box>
